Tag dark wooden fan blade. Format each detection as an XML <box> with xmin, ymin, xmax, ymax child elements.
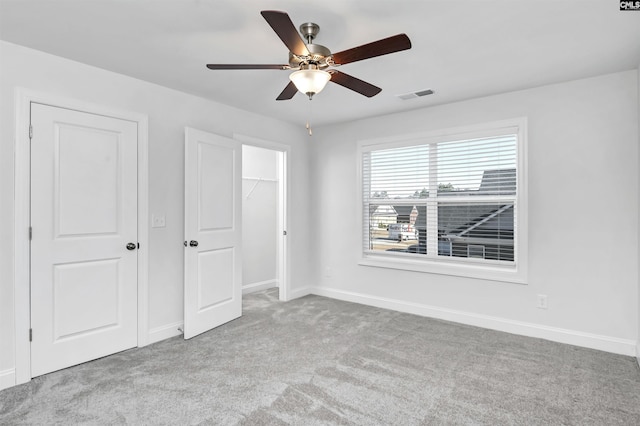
<box><xmin>332</xmin><ymin>34</ymin><xmax>411</xmax><ymax>65</ymax></box>
<box><xmin>276</xmin><ymin>81</ymin><xmax>298</xmax><ymax>100</ymax></box>
<box><xmin>261</xmin><ymin>10</ymin><xmax>309</xmax><ymax>57</ymax></box>
<box><xmin>329</xmin><ymin>71</ymin><xmax>382</xmax><ymax>97</ymax></box>
<box><xmin>206</xmin><ymin>64</ymin><xmax>289</xmax><ymax>70</ymax></box>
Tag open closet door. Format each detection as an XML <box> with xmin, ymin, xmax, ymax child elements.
<box><xmin>184</xmin><ymin>127</ymin><xmax>242</xmax><ymax>339</ymax></box>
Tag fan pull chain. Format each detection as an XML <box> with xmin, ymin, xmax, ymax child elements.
<box><xmin>306</xmin><ymin>98</ymin><xmax>313</xmax><ymax>136</ymax></box>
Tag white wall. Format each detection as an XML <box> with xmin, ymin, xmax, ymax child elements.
<box><xmin>242</xmin><ymin>145</ymin><xmax>278</xmax><ymax>292</ymax></box>
<box><xmin>310</xmin><ymin>70</ymin><xmax>639</xmax><ymax>356</ymax></box>
<box><xmin>0</xmin><ymin>41</ymin><xmax>312</xmax><ymax>389</ymax></box>
<box><xmin>637</xmin><ymin>64</ymin><xmax>640</xmax><ymax>364</ymax></box>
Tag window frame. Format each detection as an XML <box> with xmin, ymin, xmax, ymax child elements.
<box><xmin>357</xmin><ymin>118</ymin><xmax>528</xmax><ymax>284</ymax></box>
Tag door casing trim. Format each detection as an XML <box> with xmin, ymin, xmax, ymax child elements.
<box><xmin>233</xmin><ymin>133</ymin><xmax>289</xmax><ymax>302</ymax></box>
<box><xmin>13</xmin><ymin>88</ymin><xmax>149</xmax><ymax>385</ymax></box>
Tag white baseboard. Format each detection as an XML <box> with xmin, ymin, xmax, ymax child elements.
<box><xmin>242</xmin><ymin>279</ymin><xmax>278</xmax><ymax>295</ymax></box>
<box><xmin>288</xmin><ymin>286</ymin><xmax>314</xmax><ymax>301</ymax></box>
<box><xmin>0</xmin><ymin>368</ymin><xmax>16</xmax><ymax>391</ymax></box>
<box><xmin>147</xmin><ymin>321</ymin><xmax>183</xmax><ymax>345</ymax></box>
<box><xmin>311</xmin><ymin>286</ymin><xmax>637</xmax><ymax>357</ymax></box>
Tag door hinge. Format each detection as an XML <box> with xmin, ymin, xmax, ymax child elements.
<box><xmin>29</xmin><ymin>328</ymin><xmax>32</xmax><ymax>342</ymax></box>
<box><xmin>29</xmin><ymin>227</ymin><xmax>32</xmax><ymax>240</ymax></box>
<box><xmin>29</xmin><ymin>125</ymin><xmax>33</xmax><ymax>140</ymax></box>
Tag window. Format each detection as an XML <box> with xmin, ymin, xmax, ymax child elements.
<box><xmin>359</xmin><ymin>119</ymin><xmax>527</xmax><ymax>283</ymax></box>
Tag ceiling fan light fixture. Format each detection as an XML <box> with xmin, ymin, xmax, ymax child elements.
<box><xmin>206</xmin><ymin>11</ymin><xmax>412</xmax><ymax>101</ymax></box>
<box><xmin>289</xmin><ymin>65</ymin><xmax>331</xmax><ymax>99</ymax></box>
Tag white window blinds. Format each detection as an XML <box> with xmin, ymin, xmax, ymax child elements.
<box><xmin>362</xmin><ymin>133</ymin><xmax>518</xmax><ymax>265</ymax></box>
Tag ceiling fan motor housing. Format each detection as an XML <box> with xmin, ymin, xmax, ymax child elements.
<box><xmin>287</xmin><ymin>22</ymin><xmax>332</xmax><ymax>69</ymax></box>
<box><xmin>289</xmin><ymin>43</ymin><xmax>332</xmax><ymax>69</ymax></box>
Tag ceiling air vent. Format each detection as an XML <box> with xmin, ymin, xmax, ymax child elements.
<box><xmin>397</xmin><ymin>89</ymin><xmax>434</xmax><ymax>100</ymax></box>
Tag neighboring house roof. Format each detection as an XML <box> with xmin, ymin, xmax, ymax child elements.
<box><xmin>478</xmin><ymin>168</ymin><xmax>516</xmax><ymax>195</ymax></box>
<box><xmin>440</xmin><ymin>204</ymin><xmax>514</xmax><ymax>246</ymax></box>
<box><xmin>412</xmin><ymin>168</ymin><xmax>516</xmax><ymax>245</ymax></box>
<box><xmin>441</xmin><ymin>168</ymin><xmax>515</xmax><ymax>245</ymax></box>
<box><xmin>392</xmin><ymin>205</ymin><xmax>415</xmax><ymax>223</ymax></box>
<box><xmin>371</xmin><ymin>205</ymin><xmax>397</xmax><ymax>217</ymax></box>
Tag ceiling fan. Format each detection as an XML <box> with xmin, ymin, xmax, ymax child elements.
<box><xmin>206</xmin><ymin>10</ymin><xmax>412</xmax><ymax>100</ymax></box>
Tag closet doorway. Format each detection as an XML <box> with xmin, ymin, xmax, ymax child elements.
<box><xmin>240</xmin><ymin>139</ymin><xmax>288</xmax><ymax>301</ymax></box>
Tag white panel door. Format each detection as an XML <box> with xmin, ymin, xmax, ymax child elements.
<box><xmin>184</xmin><ymin>127</ymin><xmax>242</xmax><ymax>339</ymax></box>
<box><xmin>30</xmin><ymin>103</ymin><xmax>138</xmax><ymax>377</ymax></box>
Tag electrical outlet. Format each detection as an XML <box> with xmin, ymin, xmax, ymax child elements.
<box><xmin>152</xmin><ymin>214</ymin><xmax>166</xmax><ymax>228</ymax></box>
<box><xmin>537</xmin><ymin>294</ymin><xmax>548</xmax><ymax>309</ymax></box>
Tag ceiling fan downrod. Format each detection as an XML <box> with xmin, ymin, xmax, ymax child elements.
<box><xmin>299</xmin><ymin>22</ymin><xmax>320</xmax><ymax>44</ymax></box>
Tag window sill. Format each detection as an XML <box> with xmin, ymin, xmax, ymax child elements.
<box><xmin>358</xmin><ymin>254</ymin><xmax>527</xmax><ymax>284</ymax></box>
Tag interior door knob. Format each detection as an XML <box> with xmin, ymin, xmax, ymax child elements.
<box><xmin>189</xmin><ymin>240</ymin><xmax>198</xmax><ymax>247</ymax></box>
<box><xmin>126</xmin><ymin>242</ymin><xmax>136</xmax><ymax>250</ymax></box>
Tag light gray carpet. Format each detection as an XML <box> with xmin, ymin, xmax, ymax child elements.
<box><xmin>1</xmin><ymin>288</ymin><xmax>640</xmax><ymax>425</ymax></box>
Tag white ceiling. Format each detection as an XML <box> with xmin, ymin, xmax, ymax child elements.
<box><xmin>1</xmin><ymin>0</ymin><xmax>639</xmax><ymax>127</ymax></box>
